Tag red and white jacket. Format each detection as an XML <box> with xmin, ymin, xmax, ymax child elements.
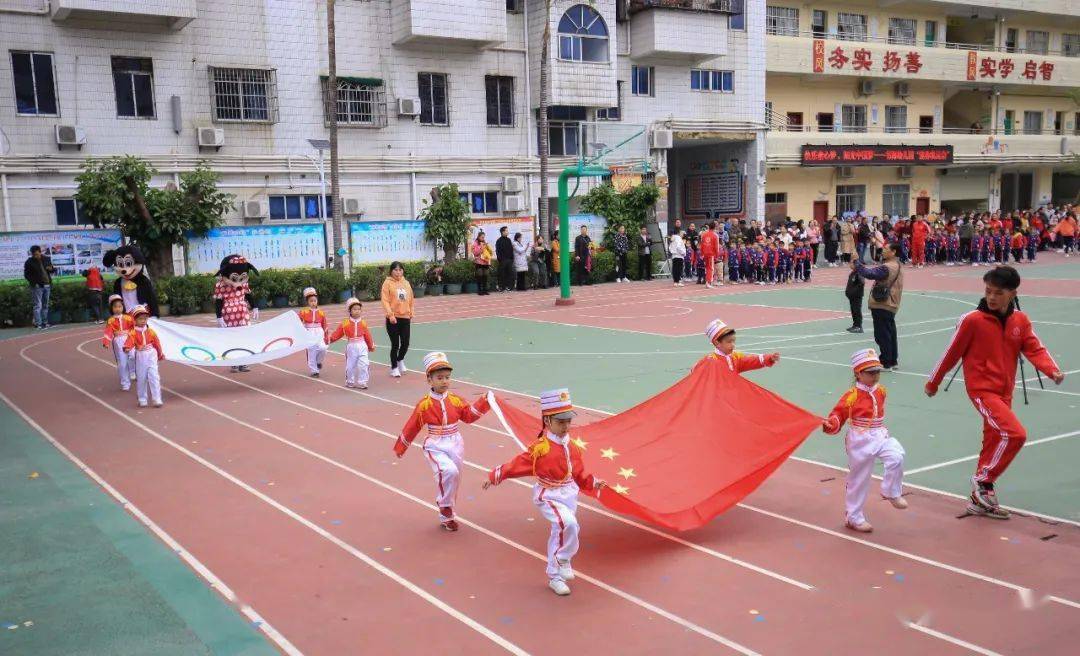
<box><xmin>396</xmin><ymin>391</ymin><xmax>490</xmax><ymax>450</ymax></box>
<box><xmin>927</xmin><ymin>301</ymin><xmax>1059</xmax><ymax>398</ymax></box>
<box><xmin>325</xmin><ymin>318</ymin><xmax>375</xmax><ymax>349</ymax></box>
<box><xmin>298</xmin><ymin>307</ymin><xmax>328</xmax><ymax>331</ymax></box>
<box><xmin>823</xmin><ymin>383</ymin><xmax>886</xmax><ymax>434</ymax></box>
<box><xmin>122</xmin><ymin>326</ymin><xmax>165</xmax><ymax>360</ymax></box>
<box><xmin>102</xmin><ymin>313</ymin><xmax>135</xmax><ymax>347</ymax></box>
<box><xmin>697</xmin><ymin>350</ymin><xmax>776</xmax><ymax>375</ymax></box>
<box><xmin>488</xmin><ymin>432</ymin><xmax>602</xmax><ymax>492</ymax></box>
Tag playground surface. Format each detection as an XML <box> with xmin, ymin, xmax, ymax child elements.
<box><xmin>1</xmin><ymin>254</ymin><xmax>1078</xmax><ymax>655</ymax></box>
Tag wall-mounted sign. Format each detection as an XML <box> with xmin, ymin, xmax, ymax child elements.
<box><xmin>801</xmin><ymin>145</ymin><xmax>953</xmax><ymax>166</ymax></box>
<box><xmin>966</xmin><ymin>51</ymin><xmax>1055</xmax><ymax>81</ymax></box>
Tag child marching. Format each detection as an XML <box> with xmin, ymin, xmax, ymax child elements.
<box><xmin>122</xmin><ymin>305</ymin><xmax>165</xmax><ymax>408</ymax></box>
<box><xmin>702</xmin><ymin>319</ymin><xmax>779</xmax><ymax>374</ymax></box>
<box><xmin>822</xmin><ymin>349</ymin><xmax>907</xmax><ymax>533</ymax></box>
<box><xmin>325</xmin><ymin>297</ymin><xmax>375</xmax><ymax>389</ymax></box>
<box><xmin>394</xmin><ymin>352</ymin><xmax>491</xmax><ymax>531</ymax></box>
<box><xmin>298</xmin><ymin>287</ymin><xmax>329</xmax><ymax>377</ymax></box>
<box><xmin>101</xmin><ymin>294</ymin><xmax>136</xmax><ymax>391</ymax></box>
<box><xmin>483</xmin><ymin>388</ymin><xmax>605</xmax><ymax>596</ymax></box>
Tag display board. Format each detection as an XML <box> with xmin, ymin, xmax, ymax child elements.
<box><xmin>469</xmin><ymin>217</ymin><xmax>536</xmax><ymax>245</ymax></box>
<box><xmin>185</xmin><ymin>224</ymin><xmax>327</xmax><ymax>274</ymax></box>
<box><xmin>801</xmin><ymin>144</ymin><xmax>953</xmax><ymax>166</ymax></box>
<box><xmin>568</xmin><ymin>213</ymin><xmax>608</xmax><ymax>240</ymax></box>
<box><xmin>350</xmin><ymin>220</ymin><xmax>431</xmax><ymax>264</ymax></box>
<box><xmin>0</xmin><ymin>229</ymin><xmax>123</xmax><ymax>281</ymax></box>
<box><xmin>684</xmin><ymin>172</ymin><xmax>745</xmax><ymax>218</ymax></box>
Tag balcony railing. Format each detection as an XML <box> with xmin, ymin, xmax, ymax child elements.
<box><xmin>766</xmin><ymin>28</ymin><xmax>1080</xmax><ymax>58</ymax></box>
<box><xmin>768</xmin><ymin>124</ymin><xmax>1078</xmax><ymax>136</ymax></box>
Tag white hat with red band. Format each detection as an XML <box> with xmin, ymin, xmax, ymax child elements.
<box><xmin>540</xmin><ymin>388</ymin><xmax>577</xmax><ymax>419</ymax></box>
<box><xmin>423</xmin><ymin>351</ymin><xmax>452</xmax><ymax>374</ymax></box>
<box><xmin>851</xmin><ymin>348</ymin><xmax>883</xmax><ymax>373</ymax></box>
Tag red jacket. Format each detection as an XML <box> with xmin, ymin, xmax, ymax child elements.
<box><xmin>325</xmin><ymin>318</ymin><xmax>374</xmax><ymax>348</ymax></box>
<box><xmin>102</xmin><ymin>313</ymin><xmax>135</xmax><ymax>346</ymax></box>
<box><xmin>84</xmin><ymin>267</ymin><xmax>104</xmax><ymax>292</ymax></box>
<box><xmin>911</xmin><ymin>220</ymin><xmax>930</xmax><ymax>243</ymax></box>
<box><xmin>123</xmin><ymin>326</ymin><xmax>165</xmax><ymax>360</ymax></box>
<box><xmin>298</xmin><ymin>307</ymin><xmax>328</xmax><ymax>331</ymax></box>
<box><xmin>489</xmin><ymin>432</ymin><xmax>601</xmax><ymax>492</ymax></box>
<box><xmin>927</xmin><ymin>302</ymin><xmax>1058</xmax><ymax>397</ymax></box>
<box><xmin>700</xmin><ymin>230</ymin><xmax>720</xmax><ymax>257</ymax></box>
<box><xmin>696</xmin><ymin>350</ymin><xmax>776</xmax><ymax>375</ymax></box>
<box><xmin>823</xmin><ymin>384</ymin><xmax>886</xmax><ymax>433</ymax></box>
<box><xmin>396</xmin><ymin>391</ymin><xmax>490</xmax><ymax>450</ymax></box>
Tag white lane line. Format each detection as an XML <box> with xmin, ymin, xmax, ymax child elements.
<box><xmin>21</xmin><ymin>339</ymin><xmax>531</xmax><ymax>656</ymax></box>
<box><xmin>257</xmin><ymin>358</ymin><xmax>815</xmax><ymax>591</ymax></box>
<box><xmin>905</xmin><ymin>430</ymin><xmax>1080</xmax><ymax>475</ymax></box>
<box><xmin>0</xmin><ymin>387</ymin><xmax>304</xmax><ymax>656</ymax></box>
<box><xmin>905</xmin><ymin>622</ymin><xmax>1003</xmax><ymax>656</ymax></box>
<box><xmin>72</xmin><ymin>342</ymin><xmax>762</xmax><ymax>655</ymax></box>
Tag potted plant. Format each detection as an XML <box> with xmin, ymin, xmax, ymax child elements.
<box><xmin>157</xmin><ymin>289</ymin><xmax>171</xmax><ymax>317</ymax></box>
<box><xmin>419</xmin><ymin>183</ymin><xmax>472</xmax><ymax>264</ymax></box>
<box><xmin>444</xmin><ymin>258</ymin><xmax>474</xmax><ymax>294</ymax></box>
<box><xmin>425</xmin><ymin>264</ymin><xmax>446</xmax><ymax>295</ymax></box>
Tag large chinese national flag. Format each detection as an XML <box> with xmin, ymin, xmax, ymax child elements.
<box><xmin>487</xmin><ymin>356</ymin><xmax>822</xmax><ymax>531</ymax></box>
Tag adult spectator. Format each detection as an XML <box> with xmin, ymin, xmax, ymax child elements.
<box><xmin>495</xmin><ymin>226</ymin><xmax>514</xmax><ymax>292</ymax></box>
<box><xmin>852</xmin><ymin>243</ymin><xmax>903</xmax><ymax>371</ymax></box>
<box><xmin>573</xmin><ymin>225</ymin><xmax>592</xmax><ymax>286</ymax></box>
<box><xmin>959</xmin><ymin>217</ymin><xmax>974</xmax><ymax>262</ymax></box>
<box><xmin>380</xmin><ymin>262</ymin><xmax>414</xmax><ymax>378</ymax></box>
<box><xmin>82</xmin><ymin>265</ymin><xmax>105</xmax><ymax>324</ymax></box>
<box><xmin>844</xmin><ymin>264</ymin><xmax>864</xmax><ymax>333</ymax></box>
<box><xmin>668</xmin><ymin>230</ymin><xmax>686</xmax><ymax>287</ymax></box>
<box><xmin>807</xmin><ymin>220</ymin><xmax>822</xmax><ymax>267</ymax></box>
<box><xmin>924</xmin><ymin>266</ymin><xmax>1065</xmax><ymax>517</ymax></box>
<box><xmin>700</xmin><ymin>221</ymin><xmax>720</xmax><ymax>289</ymax></box>
<box><xmin>530</xmin><ymin>236</ymin><xmax>550</xmax><ymax>289</ymax></box>
<box><xmin>612</xmin><ymin>224</ymin><xmax>630</xmax><ymax>283</ymax></box>
<box><xmin>1055</xmin><ymin>212</ymin><xmax>1076</xmax><ymax>255</ymax></box>
<box><xmin>636</xmin><ymin>225</ymin><xmax>653</xmax><ymax>281</ymax></box>
<box><xmin>856</xmin><ymin>216</ymin><xmax>873</xmax><ymax>263</ymax></box>
<box><xmin>24</xmin><ymin>245</ymin><xmax>55</xmax><ymax>330</ymax></box>
<box><xmin>823</xmin><ymin>216</ymin><xmax>840</xmax><ymax>266</ymax></box>
<box><xmin>513</xmin><ymin>232</ymin><xmax>531</xmax><ymax>291</ymax></box>
<box><xmin>668</xmin><ymin>218</ymin><xmax>683</xmax><ymax>236</ymax></box>
<box><xmin>551</xmin><ymin>229</ymin><xmax>561</xmax><ymax>284</ymax></box>
<box><xmin>911</xmin><ymin>215</ymin><xmax>930</xmax><ymax>267</ymax></box>
<box><xmin>471</xmin><ymin>231</ymin><xmax>492</xmax><ymax>296</ymax></box>
<box><xmin>839</xmin><ymin>218</ymin><xmax>855</xmax><ymax>263</ymax></box>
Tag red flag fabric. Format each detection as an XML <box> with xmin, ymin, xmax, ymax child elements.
<box><xmin>487</xmin><ymin>355</ymin><xmax>823</xmax><ymax>531</ymax></box>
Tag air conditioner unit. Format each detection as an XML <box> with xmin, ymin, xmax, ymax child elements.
<box><xmin>899</xmin><ymin>165</ymin><xmax>913</xmax><ymax>178</ymax></box>
<box><xmin>242</xmin><ymin>199</ymin><xmax>268</xmax><ymax>219</ymax></box>
<box><xmin>55</xmin><ymin>125</ymin><xmax>86</xmax><ymax>148</ymax></box>
<box><xmin>503</xmin><ymin>195</ymin><xmax>526</xmax><ymax>212</ymax></box>
<box><xmin>837</xmin><ymin>166</ymin><xmax>855</xmax><ymax>179</ymax></box>
<box><xmin>197</xmin><ymin>127</ymin><xmax>225</xmax><ymax>148</ymax></box>
<box><xmin>343</xmin><ymin>198</ymin><xmax>364</xmax><ymax>216</ymax></box>
<box><xmin>894</xmin><ymin>82</ymin><xmax>910</xmax><ymax>98</ymax></box>
<box><xmin>397</xmin><ymin>98</ymin><xmax>421</xmax><ymax>116</ymax></box>
<box><xmin>502</xmin><ymin>176</ymin><xmax>525</xmax><ymax>193</ymax></box>
<box><xmin>651</xmin><ymin>128</ymin><xmax>674</xmax><ymax>150</ymax></box>
<box><xmin>858</xmin><ymin>80</ymin><xmax>875</xmax><ymax>96</ymax></box>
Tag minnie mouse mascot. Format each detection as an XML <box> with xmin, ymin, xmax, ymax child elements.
<box><xmin>103</xmin><ymin>245</ymin><xmax>159</xmax><ymax>317</ymax></box>
<box><xmin>214</xmin><ymin>254</ymin><xmax>259</xmax><ymax>372</ymax></box>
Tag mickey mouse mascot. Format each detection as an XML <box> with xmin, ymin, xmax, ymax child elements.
<box><xmin>214</xmin><ymin>254</ymin><xmax>259</xmax><ymax>373</ymax></box>
<box><xmin>103</xmin><ymin>245</ymin><xmax>159</xmax><ymax>317</ymax></box>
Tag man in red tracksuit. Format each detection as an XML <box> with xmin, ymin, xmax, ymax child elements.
<box><xmin>925</xmin><ymin>266</ymin><xmax>1064</xmax><ymax>518</ymax></box>
<box><xmin>910</xmin><ymin>216</ymin><xmax>930</xmax><ymax>267</ymax></box>
<box><xmin>700</xmin><ymin>221</ymin><xmax>720</xmax><ymax>289</ymax></box>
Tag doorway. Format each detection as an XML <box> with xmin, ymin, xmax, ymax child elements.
<box><xmin>786</xmin><ymin>112</ymin><xmax>804</xmax><ymax>132</ymax></box>
<box><xmin>813</xmin><ymin>200</ymin><xmax>829</xmax><ymax>224</ymax></box>
<box><xmin>816</xmin><ymin>112</ymin><xmax>834</xmax><ymax>132</ymax></box>
<box><xmin>1000</xmin><ymin>172</ymin><xmax>1034</xmax><ymax>211</ymax></box>
<box><xmin>915</xmin><ymin>196</ymin><xmax>930</xmax><ymax>215</ymax></box>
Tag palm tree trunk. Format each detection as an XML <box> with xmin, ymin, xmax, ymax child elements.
<box><xmin>328</xmin><ymin>0</ymin><xmax>344</xmax><ymax>272</ymax></box>
<box><xmin>537</xmin><ymin>0</ymin><xmax>552</xmax><ymax>239</ymax></box>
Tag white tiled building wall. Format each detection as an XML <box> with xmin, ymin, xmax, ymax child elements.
<box><xmin>0</xmin><ymin>0</ymin><xmax>765</xmax><ymax>231</ymax></box>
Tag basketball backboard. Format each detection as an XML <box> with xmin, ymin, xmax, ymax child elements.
<box><xmin>579</xmin><ymin>122</ymin><xmax>650</xmax><ymax>172</ymax></box>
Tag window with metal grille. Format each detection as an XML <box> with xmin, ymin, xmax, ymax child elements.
<box><xmin>840</xmin><ymin>104</ymin><xmax>867</xmax><ymax>132</ymax></box>
<box><xmin>321</xmin><ymin>78</ymin><xmax>387</xmax><ymax>127</ymax></box>
<box><xmin>690</xmin><ymin>69</ymin><xmax>733</xmax><ymax>92</ymax></box>
<box><xmin>485</xmin><ymin>75</ymin><xmax>514</xmax><ymax>127</ymax></box>
<box><xmin>1064</xmin><ymin>34</ymin><xmax>1080</xmax><ymax>57</ymax></box>
<box><xmin>596</xmin><ymin>81</ymin><xmax>622</xmax><ymax>121</ymax></box>
<box><xmin>11</xmin><ymin>51</ymin><xmax>58</xmax><ymax>116</ymax></box>
<box><xmin>418</xmin><ymin>72</ymin><xmax>448</xmax><ymax>126</ymax></box>
<box><xmin>882</xmin><ymin>185</ymin><xmax>910</xmax><ymax>219</ymax></box>
<box><xmin>54</xmin><ymin>198</ymin><xmax>90</xmax><ymax>226</ymax></box>
<box><xmin>268</xmin><ymin>194</ymin><xmax>333</xmax><ymax>221</ymax></box>
<box><xmin>112</xmin><ymin>57</ymin><xmax>155</xmax><ymax>119</ymax></box>
<box><xmin>558</xmin><ymin>4</ymin><xmax>609</xmax><ymax>62</ymax></box>
<box><xmin>631</xmin><ymin>65</ymin><xmax>653</xmax><ymax>96</ymax></box>
<box><xmin>1023</xmin><ymin>111</ymin><xmax>1043</xmax><ymax>134</ymax></box>
<box><xmin>764</xmin><ymin>192</ymin><xmax>787</xmax><ymax>204</ymax></box>
<box><xmin>1025</xmin><ymin>30</ymin><xmax>1049</xmax><ymax>55</ymax></box>
<box><xmin>766</xmin><ymin>6</ymin><xmax>798</xmax><ymax>36</ymax></box>
<box><xmin>458</xmin><ymin>191</ymin><xmax>500</xmax><ymax>214</ymax></box>
<box><xmin>837</xmin><ymin>13</ymin><xmax>867</xmax><ymax>41</ymax></box>
<box><xmin>888</xmin><ymin>18</ymin><xmax>916</xmax><ymax>45</ymax></box>
<box><xmin>836</xmin><ymin>185</ymin><xmax>866</xmax><ymax>216</ymax></box>
<box><xmin>812</xmin><ymin>10</ymin><xmax>827</xmax><ymax>38</ymax></box>
<box><xmin>209</xmin><ymin>67</ymin><xmax>277</xmax><ymax>123</ymax></box>
<box><xmin>885</xmin><ymin>105</ymin><xmax>907</xmax><ymax>133</ymax></box>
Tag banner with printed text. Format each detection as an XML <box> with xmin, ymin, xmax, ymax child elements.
<box><xmin>0</xmin><ymin>229</ymin><xmax>123</xmax><ymax>281</ymax></box>
<box><xmin>350</xmin><ymin>220</ymin><xmax>431</xmax><ymax>264</ymax></box>
<box><xmin>185</xmin><ymin>224</ymin><xmax>327</xmax><ymax>273</ymax></box>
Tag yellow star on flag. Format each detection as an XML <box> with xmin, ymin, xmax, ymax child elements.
<box><xmin>571</xmin><ymin>437</ymin><xmax>588</xmax><ymax>450</ymax></box>
<box><xmin>600</xmin><ymin>447</ymin><xmax>619</xmax><ymax>460</ymax></box>
<box><xmin>617</xmin><ymin>467</ymin><xmax>636</xmax><ymax>480</ymax></box>
<box><xmin>612</xmin><ymin>483</ymin><xmax>630</xmax><ymax>495</ymax></box>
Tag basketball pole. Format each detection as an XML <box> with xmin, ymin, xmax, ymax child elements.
<box><xmin>557</xmin><ymin>163</ymin><xmax>610</xmax><ymax>306</ymax></box>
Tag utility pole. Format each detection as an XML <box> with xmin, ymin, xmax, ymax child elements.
<box><xmin>538</xmin><ymin>0</ymin><xmax>552</xmax><ymax>238</ymax></box>
<box><xmin>327</xmin><ymin>0</ymin><xmax>345</xmax><ymax>271</ymax></box>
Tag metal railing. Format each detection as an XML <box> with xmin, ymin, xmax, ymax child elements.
<box><xmin>765</xmin><ymin>28</ymin><xmax>1080</xmax><ymax>58</ymax></box>
<box><xmin>767</xmin><ymin>123</ymin><xmax>1079</xmax><ymax>136</ymax></box>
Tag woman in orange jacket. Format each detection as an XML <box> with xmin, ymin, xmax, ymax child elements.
<box><xmin>380</xmin><ymin>261</ymin><xmax>415</xmax><ymax>377</ymax></box>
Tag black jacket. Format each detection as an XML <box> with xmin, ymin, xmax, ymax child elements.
<box><xmin>495</xmin><ymin>235</ymin><xmax>513</xmax><ymax>262</ymax></box>
<box><xmin>574</xmin><ymin>234</ymin><xmax>591</xmax><ymax>259</ymax></box>
<box><xmin>637</xmin><ymin>234</ymin><xmax>652</xmax><ymax>255</ymax></box>
<box><xmin>845</xmin><ymin>269</ymin><xmax>865</xmax><ymax>298</ymax></box>
<box><xmin>24</xmin><ymin>256</ymin><xmax>54</xmax><ymax>286</ymax></box>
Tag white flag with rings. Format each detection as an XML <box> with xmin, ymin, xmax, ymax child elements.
<box><xmin>149</xmin><ymin>311</ymin><xmax>318</xmax><ymax>367</ymax></box>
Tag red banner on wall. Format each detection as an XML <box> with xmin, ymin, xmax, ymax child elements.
<box><xmin>812</xmin><ymin>39</ymin><xmax>826</xmax><ymax>73</ymax></box>
<box><xmin>801</xmin><ymin>144</ymin><xmax>954</xmax><ymax>166</ymax></box>
<box><xmin>966</xmin><ymin>51</ymin><xmax>978</xmax><ymax>80</ymax></box>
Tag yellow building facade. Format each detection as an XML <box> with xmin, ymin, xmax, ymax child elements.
<box><xmin>763</xmin><ymin>0</ymin><xmax>1080</xmax><ymax>224</ymax></box>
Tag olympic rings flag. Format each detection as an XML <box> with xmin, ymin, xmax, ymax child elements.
<box><xmin>149</xmin><ymin>311</ymin><xmax>319</xmax><ymax>367</ymax></box>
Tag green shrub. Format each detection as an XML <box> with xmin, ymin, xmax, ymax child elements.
<box><xmin>161</xmin><ymin>274</ymin><xmax>215</xmax><ymax>314</ymax></box>
<box><xmin>252</xmin><ymin>269</ymin><xmax>291</xmax><ymax>301</ymax></box>
<box><xmin>442</xmin><ymin>258</ymin><xmax>475</xmax><ymax>285</ymax></box>
<box><xmin>0</xmin><ymin>285</ymin><xmax>33</xmax><ymax>327</ymax></box>
<box><xmin>589</xmin><ymin>250</ymin><xmax>616</xmax><ymax>283</ymax></box>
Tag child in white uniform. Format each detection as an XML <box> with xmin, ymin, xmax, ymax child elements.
<box><xmin>122</xmin><ymin>305</ymin><xmax>165</xmax><ymax>407</ymax></box>
<box><xmin>325</xmin><ymin>298</ymin><xmax>375</xmax><ymax>388</ymax></box>
<box><xmin>101</xmin><ymin>294</ymin><xmax>136</xmax><ymax>391</ymax></box>
<box><xmin>298</xmin><ymin>287</ymin><xmax>329</xmax><ymax>377</ymax></box>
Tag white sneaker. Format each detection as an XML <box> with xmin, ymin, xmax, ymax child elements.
<box><xmin>390</xmin><ymin>367</ymin><xmax>401</xmax><ymax>378</ymax></box>
<box><xmin>549</xmin><ymin>579</ymin><xmax>571</xmax><ymax>596</ymax></box>
<box><xmin>556</xmin><ymin>560</ymin><xmax>575</xmax><ymax>581</ymax></box>
<box><xmin>130</xmin><ymin>372</ymin><xmax>137</xmax><ymax>381</ymax></box>
<box><xmin>138</xmin><ymin>400</ymin><xmax>148</xmax><ymax>408</ymax></box>
<box><xmin>152</xmin><ymin>401</ymin><xmax>163</xmax><ymax>408</ymax></box>
<box><xmin>884</xmin><ymin>495</ymin><xmax>908</xmax><ymax>509</ymax></box>
<box><xmin>845</xmin><ymin>519</ymin><xmax>873</xmax><ymax>533</ymax></box>
<box><xmin>398</xmin><ymin>362</ymin><xmax>407</xmax><ymax>374</ymax></box>
<box><xmin>121</xmin><ymin>385</ymin><xmax>130</xmax><ymax>392</ymax></box>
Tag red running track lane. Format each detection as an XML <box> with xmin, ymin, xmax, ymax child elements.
<box><xmin>27</xmin><ymin>329</ymin><xmax>1077</xmax><ymax>655</ymax></box>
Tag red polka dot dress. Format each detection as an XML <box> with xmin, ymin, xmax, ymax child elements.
<box><xmin>214</xmin><ymin>281</ymin><xmax>252</xmax><ymax>327</ymax></box>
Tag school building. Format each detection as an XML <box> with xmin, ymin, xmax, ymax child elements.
<box><xmin>0</xmin><ymin>0</ymin><xmax>767</xmax><ymax>265</ymax></box>
<box><xmin>762</xmin><ymin>1</ymin><xmax>1080</xmax><ymax>225</ymax></box>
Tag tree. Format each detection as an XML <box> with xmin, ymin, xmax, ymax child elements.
<box><xmin>580</xmin><ymin>182</ymin><xmax>661</xmax><ymax>246</ymax></box>
<box><xmin>420</xmin><ymin>183</ymin><xmax>473</xmax><ymax>262</ymax></box>
<box><xmin>75</xmin><ymin>156</ymin><xmax>232</xmax><ymax>278</ymax></box>
<box><xmin>537</xmin><ymin>0</ymin><xmax>553</xmax><ymax>239</ymax></box>
<box><xmin>327</xmin><ymin>0</ymin><xmax>345</xmax><ymax>271</ymax></box>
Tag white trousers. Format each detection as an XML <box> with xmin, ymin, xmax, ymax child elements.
<box><xmin>306</xmin><ymin>326</ymin><xmax>327</xmax><ymax>374</ymax></box>
<box><xmin>845</xmin><ymin>427</ymin><xmax>905</xmax><ymax>524</ymax></box>
<box><xmin>534</xmin><ymin>482</ymin><xmax>581</xmax><ymax>580</ymax></box>
<box><xmin>133</xmin><ymin>348</ymin><xmax>162</xmax><ymax>405</ymax></box>
<box><xmin>111</xmin><ymin>335</ymin><xmax>134</xmax><ymax>390</ymax></box>
<box><xmin>344</xmin><ymin>340</ymin><xmax>370</xmax><ymax>386</ymax></box>
<box><xmin>423</xmin><ymin>433</ymin><xmax>464</xmax><ymax>517</ymax></box>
